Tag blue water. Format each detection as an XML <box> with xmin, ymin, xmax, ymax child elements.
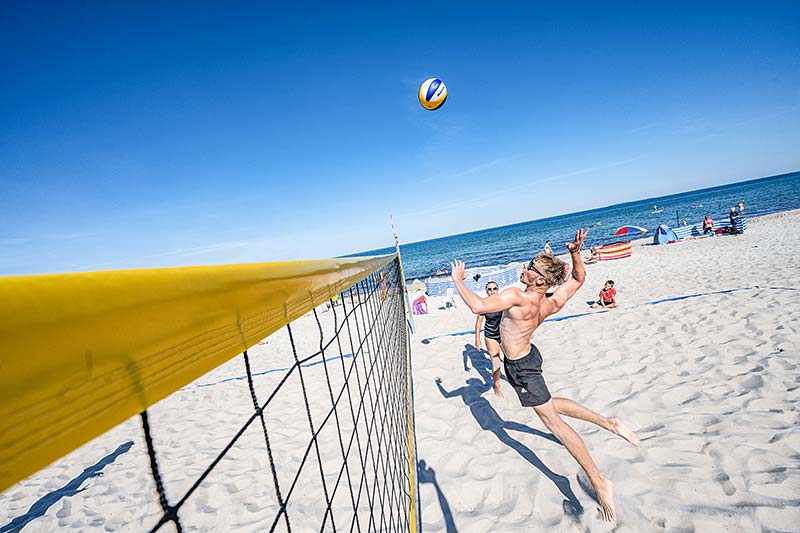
<box><xmin>353</xmin><ymin>171</ymin><xmax>800</xmax><ymax>281</ymax></box>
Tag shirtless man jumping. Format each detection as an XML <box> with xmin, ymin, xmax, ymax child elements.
<box><xmin>450</xmin><ymin>229</ymin><xmax>639</xmax><ymax>522</ymax></box>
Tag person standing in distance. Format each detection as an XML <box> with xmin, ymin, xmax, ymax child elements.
<box><xmin>474</xmin><ymin>280</ymin><xmax>504</xmax><ymax>397</ymax></box>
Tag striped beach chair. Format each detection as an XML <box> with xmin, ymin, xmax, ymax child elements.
<box><xmin>596</xmin><ymin>241</ymin><xmax>633</xmax><ymax>261</ymax></box>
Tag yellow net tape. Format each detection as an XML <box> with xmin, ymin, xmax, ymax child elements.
<box><xmin>0</xmin><ymin>254</ymin><xmax>394</xmax><ymax>492</ymax></box>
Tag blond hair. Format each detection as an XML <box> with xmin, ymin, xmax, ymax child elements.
<box><xmin>534</xmin><ymin>252</ymin><xmax>568</xmax><ymax>288</ymax></box>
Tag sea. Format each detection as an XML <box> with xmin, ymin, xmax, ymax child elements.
<box><xmin>352</xmin><ymin>171</ymin><xmax>800</xmax><ymax>282</ymax></box>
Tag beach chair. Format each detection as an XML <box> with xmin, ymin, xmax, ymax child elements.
<box><xmin>596</xmin><ymin>241</ymin><xmax>632</xmax><ymax>261</ymax></box>
<box><xmin>438</xmin><ymin>287</ymin><xmax>457</xmax><ymax>310</ymax></box>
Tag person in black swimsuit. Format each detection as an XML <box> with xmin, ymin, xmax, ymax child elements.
<box><xmin>474</xmin><ymin>281</ymin><xmax>504</xmax><ymax>397</ymax></box>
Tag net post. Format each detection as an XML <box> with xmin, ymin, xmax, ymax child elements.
<box><xmin>391</xmin><ymin>214</ymin><xmax>415</xmax><ymax>335</ymax></box>
<box><xmin>390</xmin><ymin>216</ymin><xmax>421</xmax><ymax>533</ymax></box>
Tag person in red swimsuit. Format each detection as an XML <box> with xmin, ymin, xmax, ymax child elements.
<box><xmin>591</xmin><ymin>280</ymin><xmax>618</xmax><ymax>308</ymax></box>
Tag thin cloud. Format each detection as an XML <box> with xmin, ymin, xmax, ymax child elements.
<box><xmin>416</xmin><ymin>154</ymin><xmax>521</xmax><ymax>185</ymax></box>
<box><xmin>397</xmin><ymin>195</ymin><xmax>485</xmax><ymax>218</ymax></box>
<box><xmin>79</xmin><ymin>240</ymin><xmax>251</xmax><ymax>270</ymax></box>
<box><xmin>397</xmin><ymin>156</ymin><xmax>642</xmax><ymax>219</ymax></box>
<box><xmin>629</xmin><ymin>122</ymin><xmax>659</xmax><ymax>133</ymax></box>
<box><xmin>687</xmin><ymin>107</ymin><xmax>797</xmax><ymax>145</ymax></box>
<box><xmin>536</xmin><ymin>157</ymin><xmax>640</xmax><ymax>183</ymax></box>
<box><xmin>0</xmin><ymin>237</ymin><xmax>30</xmax><ymax>246</ymax></box>
<box><xmin>151</xmin><ymin>241</ymin><xmax>251</xmax><ymax>260</ymax></box>
<box><xmin>0</xmin><ymin>231</ymin><xmax>112</xmax><ymax>246</ymax></box>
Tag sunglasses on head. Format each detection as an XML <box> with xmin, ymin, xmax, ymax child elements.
<box><xmin>527</xmin><ymin>259</ymin><xmax>546</xmax><ymax>279</ymax></box>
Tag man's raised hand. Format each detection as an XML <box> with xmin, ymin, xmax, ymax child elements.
<box><xmin>566</xmin><ymin>228</ymin><xmax>589</xmax><ymax>253</ymax></box>
<box><xmin>450</xmin><ymin>260</ymin><xmax>467</xmax><ymax>281</ymax></box>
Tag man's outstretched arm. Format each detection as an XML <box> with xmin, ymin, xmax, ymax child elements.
<box><xmin>549</xmin><ymin>229</ymin><xmax>589</xmax><ymax>314</ymax></box>
<box><xmin>450</xmin><ymin>260</ymin><xmax>522</xmax><ymax>314</ymax></box>
<box><xmin>435</xmin><ymin>377</ymin><xmax>459</xmax><ymax>398</ymax></box>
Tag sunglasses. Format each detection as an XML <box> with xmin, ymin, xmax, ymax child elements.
<box><xmin>486</xmin><ymin>287</ymin><xmax>499</xmax><ymax>292</ymax></box>
<box><xmin>527</xmin><ymin>259</ymin><xmax>546</xmax><ymax>279</ymax></box>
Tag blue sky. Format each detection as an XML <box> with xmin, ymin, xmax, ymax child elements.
<box><xmin>2</xmin><ymin>2</ymin><xmax>799</xmax><ymax>274</ymax></box>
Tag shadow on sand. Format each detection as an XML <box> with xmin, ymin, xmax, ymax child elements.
<box><xmin>0</xmin><ymin>441</ymin><xmax>134</xmax><ymax>533</ymax></box>
<box><xmin>435</xmin><ymin>344</ymin><xmax>584</xmax><ymax>517</ymax></box>
<box><xmin>463</xmin><ymin>344</ymin><xmax>511</xmax><ymax>379</ymax></box>
<box><xmin>418</xmin><ymin>459</ymin><xmax>457</xmax><ymax>532</ymax></box>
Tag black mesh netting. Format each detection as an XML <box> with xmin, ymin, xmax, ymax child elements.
<box><xmin>140</xmin><ymin>257</ymin><xmax>416</xmax><ymax>533</ymax></box>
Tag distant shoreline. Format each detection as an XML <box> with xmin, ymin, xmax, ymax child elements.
<box><xmin>360</xmin><ymin>170</ymin><xmax>800</xmax><ymax>255</ymax></box>
<box><xmin>404</xmin><ymin>208</ymin><xmax>800</xmax><ymax>285</ymax></box>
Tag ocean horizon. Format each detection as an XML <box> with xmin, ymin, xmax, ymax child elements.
<box><xmin>351</xmin><ymin>170</ymin><xmax>800</xmax><ymax>282</ymax></box>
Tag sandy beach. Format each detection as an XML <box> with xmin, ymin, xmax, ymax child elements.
<box><xmin>2</xmin><ymin>210</ymin><xmax>800</xmax><ymax>532</ymax></box>
<box><xmin>412</xmin><ymin>209</ymin><xmax>800</xmax><ymax>531</ymax></box>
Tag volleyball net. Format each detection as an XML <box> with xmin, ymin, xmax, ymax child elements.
<box><xmin>0</xmin><ymin>254</ymin><xmax>419</xmax><ymax>532</ymax></box>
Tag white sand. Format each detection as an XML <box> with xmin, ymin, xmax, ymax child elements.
<box><xmin>1</xmin><ymin>290</ymin><xmax>411</xmax><ymax>532</ymax></box>
<box><xmin>1</xmin><ymin>210</ymin><xmax>799</xmax><ymax>532</ymax></box>
<box><xmin>412</xmin><ymin>210</ymin><xmax>800</xmax><ymax>531</ymax></box>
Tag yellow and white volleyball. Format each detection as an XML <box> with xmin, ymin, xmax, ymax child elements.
<box><xmin>418</xmin><ymin>78</ymin><xmax>448</xmax><ymax>110</ymax></box>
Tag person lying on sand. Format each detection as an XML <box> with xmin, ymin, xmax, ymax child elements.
<box><xmin>590</xmin><ymin>280</ymin><xmax>618</xmax><ymax>309</ymax></box>
<box><xmin>450</xmin><ymin>229</ymin><xmax>640</xmax><ymax>522</ymax></box>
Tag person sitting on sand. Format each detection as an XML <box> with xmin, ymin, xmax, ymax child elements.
<box><xmin>702</xmin><ymin>215</ymin><xmax>715</xmax><ymax>236</ymax></box>
<box><xmin>584</xmin><ymin>247</ymin><xmax>599</xmax><ymax>264</ymax></box>
<box><xmin>474</xmin><ymin>281</ymin><xmax>504</xmax><ymax>397</ymax></box>
<box><xmin>449</xmin><ymin>229</ymin><xmax>639</xmax><ymax>522</ymax></box>
<box><xmin>591</xmin><ymin>280</ymin><xmax>618</xmax><ymax>309</ymax></box>
<box><xmin>412</xmin><ymin>292</ymin><xmax>428</xmax><ymax>315</ymax></box>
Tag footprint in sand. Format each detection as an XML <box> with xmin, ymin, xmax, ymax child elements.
<box><xmin>651</xmin><ymin>515</ymin><xmax>667</xmax><ymax>530</ymax></box>
<box><xmin>636</xmin><ymin>423</ymin><xmax>665</xmax><ymax>444</ymax></box>
<box><xmin>713</xmin><ymin>472</ymin><xmax>736</xmax><ymax>496</ymax></box>
<box><xmin>707</xmin><ymin>447</ymin><xmax>736</xmax><ymax>496</ymax></box>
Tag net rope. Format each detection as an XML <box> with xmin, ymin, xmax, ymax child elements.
<box><xmin>138</xmin><ymin>256</ymin><xmax>414</xmax><ymax>532</ymax></box>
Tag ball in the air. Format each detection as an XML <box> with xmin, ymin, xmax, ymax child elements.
<box><xmin>418</xmin><ymin>78</ymin><xmax>448</xmax><ymax>110</ymax></box>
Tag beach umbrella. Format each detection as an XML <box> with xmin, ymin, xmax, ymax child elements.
<box><xmin>614</xmin><ymin>225</ymin><xmax>647</xmax><ymax>236</ymax></box>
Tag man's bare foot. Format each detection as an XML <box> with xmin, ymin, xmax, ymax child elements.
<box><xmin>593</xmin><ymin>476</ymin><xmax>616</xmax><ymax>522</ymax></box>
<box><xmin>493</xmin><ymin>385</ymin><xmax>504</xmax><ymax>398</ymax></box>
<box><xmin>607</xmin><ymin>417</ymin><xmax>640</xmax><ymax>447</ymax></box>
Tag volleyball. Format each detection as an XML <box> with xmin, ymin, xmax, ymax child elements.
<box><xmin>418</xmin><ymin>78</ymin><xmax>448</xmax><ymax>110</ymax></box>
